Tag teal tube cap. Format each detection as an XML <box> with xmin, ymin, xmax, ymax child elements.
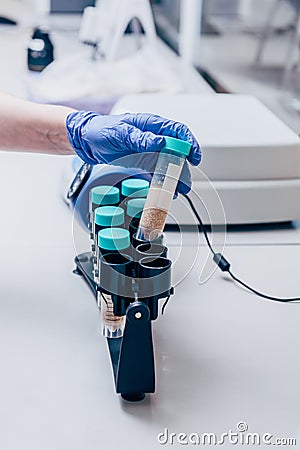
<box><xmin>126</xmin><ymin>198</ymin><xmax>146</xmax><ymax>219</ymax></box>
<box><xmin>121</xmin><ymin>179</ymin><xmax>149</xmax><ymax>198</ymax></box>
<box><xmin>163</xmin><ymin>136</ymin><xmax>192</xmax><ymax>157</ymax></box>
<box><xmin>94</xmin><ymin>206</ymin><xmax>124</xmax><ymax>227</ymax></box>
<box><xmin>98</xmin><ymin>228</ymin><xmax>130</xmax><ymax>251</ymax></box>
<box><xmin>91</xmin><ymin>185</ymin><xmax>119</xmax><ymax>205</ymax></box>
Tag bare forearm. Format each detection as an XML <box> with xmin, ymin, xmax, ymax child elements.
<box><xmin>0</xmin><ymin>92</ymin><xmax>75</xmax><ymax>155</ymax></box>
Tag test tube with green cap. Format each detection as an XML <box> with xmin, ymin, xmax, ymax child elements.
<box><xmin>93</xmin><ymin>206</ymin><xmax>125</xmax><ymax>280</ymax></box>
<box><xmin>98</xmin><ymin>227</ymin><xmax>130</xmax><ymax>254</ymax></box>
<box><xmin>97</xmin><ymin>227</ymin><xmax>130</xmax><ymax>281</ymax></box>
<box><xmin>89</xmin><ymin>185</ymin><xmax>120</xmax><ymax>248</ymax></box>
<box><xmin>125</xmin><ymin>197</ymin><xmax>146</xmax><ymax>235</ymax></box>
<box><xmin>97</xmin><ymin>228</ymin><xmax>131</xmax><ymax>338</ymax></box>
<box><xmin>121</xmin><ymin>178</ymin><xmax>149</xmax><ymax>201</ymax></box>
<box><xmin>137</xmin><ymin>137</ymin><xmax>192</xmax><ymax>241</ymax></box>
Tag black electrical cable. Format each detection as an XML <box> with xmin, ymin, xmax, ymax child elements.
<box><xmin>161</xmin><ymin>295</ymin><xmax>171</xmax><ymax>315</ymax></box>
<box><xmin>183</xmin><ymin>193</ymin><xmax>300</xmax><ymax>303</ymax></box>
<box><xmin>183</xmin><ymin>193</ymin><xmax>216</xmax><ymax>255</ymax></box>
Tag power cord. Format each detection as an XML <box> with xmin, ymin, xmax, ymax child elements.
<box><xmin>183</xmin><ymin>193</ymin><xmax>300</xmax><ymax>303</ymax></box>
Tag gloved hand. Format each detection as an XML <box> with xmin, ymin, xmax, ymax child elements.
<box><xmin>66</xmin><ymin>111</ymin><xmax>201</xmax><ymax>194</ymax></box>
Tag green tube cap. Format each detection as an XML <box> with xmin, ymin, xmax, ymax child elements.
<box><xmin>121</xmin><ymin>179</ymin><xmax>149</xmax><ymax>198</ymax></box>
<box><xmin>98</xmin><ymin>228</ymin><xmax>130</xmax><ymax>251</ymax></box>
<box><xmin>163</xmin><ymin>136</ymin><xmax>192</xmax><ymax>157</ymax></box>
<box><xmin>126</xmin><ymin>198</ymin><xmax>146</xmax><ymax>219</ymax></box>
<box><xmin>94</xmin><ymin>206</ymin><xmax>124</xmax><ymax>227</ymax></box>
<box><xmin>91</xmin><ymin>185</ymin><xmax>119</xmax><ymax>205</ymax></box>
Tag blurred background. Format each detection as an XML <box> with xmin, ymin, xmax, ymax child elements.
<box><xmin>154</xmin><ymin>0</ymin><xmax>300</xmax><ymax>132</ymax></box>
<box><xmin>1</xmin><ymin>0</ymin><xmax>300</xmax><ymax>132</ymax></box>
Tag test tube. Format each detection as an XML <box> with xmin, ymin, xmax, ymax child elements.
<box><xmin>97</xmin><ymin>226</ymin><xmax>130</xmax><ymax>284</ymax></box>
<box><xmin>137</xmin><ymin>137</ymin><xmax>192</xmax><ymax>241</ymax></box>
<box><xmin>99</xmin><ymin>252</ymin><xmax>133</xmax><ymax>338</ymax></box>
<box><xmin>93</xmin><ymin>206</ymin><xmax>125</xmax><ymax>281</ymax></box>
<box><xmin>97</xmin><ymin>227</ymin><xmax>130</xmax><ymax>258</ymax></box>
<box><xmin>121</xmin><ymin>178</ymin><xmax>149</xmax><ymax>202</ymax></box>
<box><xmin>89</xmin><ymin>185</ymin><xmax>120</xmax><ymax>249</ymax></box>
<box><xmin>97</xmin><ymin>228</ymin><xmax>131</xmax><ymax>338</ymax></box>
<box><xmin>125</xmin><ymin>198</ymin><xmax>146</xmax><ymax>235</ymax></box>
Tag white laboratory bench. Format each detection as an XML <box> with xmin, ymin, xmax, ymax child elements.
<box><xmin>0</xmin><ymin>19</ymin><xmax>300</xmax><ymax>450</ymax></box>
<box><xmin>0</xmin><ymin>153</ymin><xmax>300</xmax><ymax>450</ymax></box>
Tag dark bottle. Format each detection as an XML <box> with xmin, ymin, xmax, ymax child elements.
<box><xmin>27</xmin><ymin>27</ymin><xmax>54</xmax><ymax>72</ymax></box>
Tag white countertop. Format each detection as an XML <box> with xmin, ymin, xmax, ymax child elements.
<box><xmin>0</xmin><ymin>151</ymin><xmax>298</xmax><ymax>450</ymax></box>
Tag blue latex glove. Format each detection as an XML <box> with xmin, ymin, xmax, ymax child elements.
<box><xmin>66</xmin><ymin>111</ymin><xmax>201</xmax><ymax>194</ymax></box>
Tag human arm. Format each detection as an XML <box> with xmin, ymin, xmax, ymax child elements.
<box><xmin>0</xmin><ymin>91</ymin><xmax>74</xmax><ymax>155</ymax></box>
<box><xmin>0</xmin><ymin>93</ymin><xmax>201</xmax><ymax>193</ymax></box>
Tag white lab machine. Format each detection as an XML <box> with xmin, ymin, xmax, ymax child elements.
<box><xmin>111</xmin><ymin>93</ymin><xmax>300</xmax><ymax>225</ymax></box>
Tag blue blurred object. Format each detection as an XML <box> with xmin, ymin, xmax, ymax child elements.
<box><xmin>67</xmin><ymin>160</ymin><xmax>149</xmax><ymax>230</ymax></box>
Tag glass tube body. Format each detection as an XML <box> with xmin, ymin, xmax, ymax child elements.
<box><xmin>137</xmin><ymin>150</ymin><xmax>185</xmax><ymax>240</ymax></box>
<box><xmin>97</xmin><ymin>291</ymin><xmax>126</xmax><ymax>338</ymax></box>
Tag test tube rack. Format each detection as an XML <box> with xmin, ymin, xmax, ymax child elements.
<box><xmin>74</xmin><ymin>245</ymin><xmax>173</xmax><ymax>402</ymax></box>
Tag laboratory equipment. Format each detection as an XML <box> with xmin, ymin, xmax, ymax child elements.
<box><xmin>135</xmin><ymin>242</ymin><xmax>168</xmax><ymax>261</ymax></box>
<box><xmin>75</xmin><ymin>244</ymin><xmax>173</xmax><ymax>400</ymax></box>
<box><xmin>89</xmin><ymin>186</ymin><xmax>120</xmax><ymax>250</ymax></box>
<box><xmin>120</xmin><ymin>178</ymin><xmax>148</xmax><ymax>225</ymax></box>
<box><xmin>93</xmin><ymin>206</ymin><xmax>125</xmax><ymax>279</ymax></box>
<box><xmin>96</xmin><ymin>228</ymin><xmax>131</xmax><ymax>338</ymax></box>
<box><xmin>120</xmin><ymin>179</ymin><xmax>149</xmax><ymax>231</ymax></box>
<box><xmin>98</xmin><ymin>252</ymin><xmax>132</xmax><ymax>338</ymax></box>
<box><xmin>71</xmin><ymin>168</ymin><xmax>174</xmax><ymax>400</ymax></box>
<box><xmin>27</xmin><ymin>27</ymin><xmax>54</xmax><ymax>72</ymax></box>
<box><xmin>126</xmin><ymin>198</ymin><xmax>146</xmax><ymax>235</ymax></box>
<box><xmin>64</xmin><ymin>162</ymin><xmax>140</xmax><ymax>230</ymax></box>
<box><xmin>121</xmin><ymin>179</ymin><xmax>149</xmax><ymax>201</ymax></box>
<box><xmin>79</xmin><ymin>0</ymin><xmax>157</xmax><ymax>61</ymax></box>
<box><xmin>97</xmin><ymin>228</ymin><xmax>130</xmax><ymax>256</ymax></box>
<box><xmin>94</xmin><ymin>206</ymin><xmax>124</xmax><ymax>241</ymax></box>
<box><xmin>96</xmin><ymin>226</ymin><xmax>130</xmax><ymax>282</ymax></box>
<box><xmin>111</xmin><ymin>93</ymin><xmax>300</xmax><ymax>225</ymax></box>
<box><xmin>137</xmin><ymin>256</ymin><xmax>172</xmax><ymax>320</ymax></box>
<box><xmin>137</xmin><ymin>137</ymin><xmax>191</xmax><ymax>240</ymax></box>
<box><xmin>131</xmin><ymin>231</ymin><xmax>163</xmax><ymax>250</ymax></box>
